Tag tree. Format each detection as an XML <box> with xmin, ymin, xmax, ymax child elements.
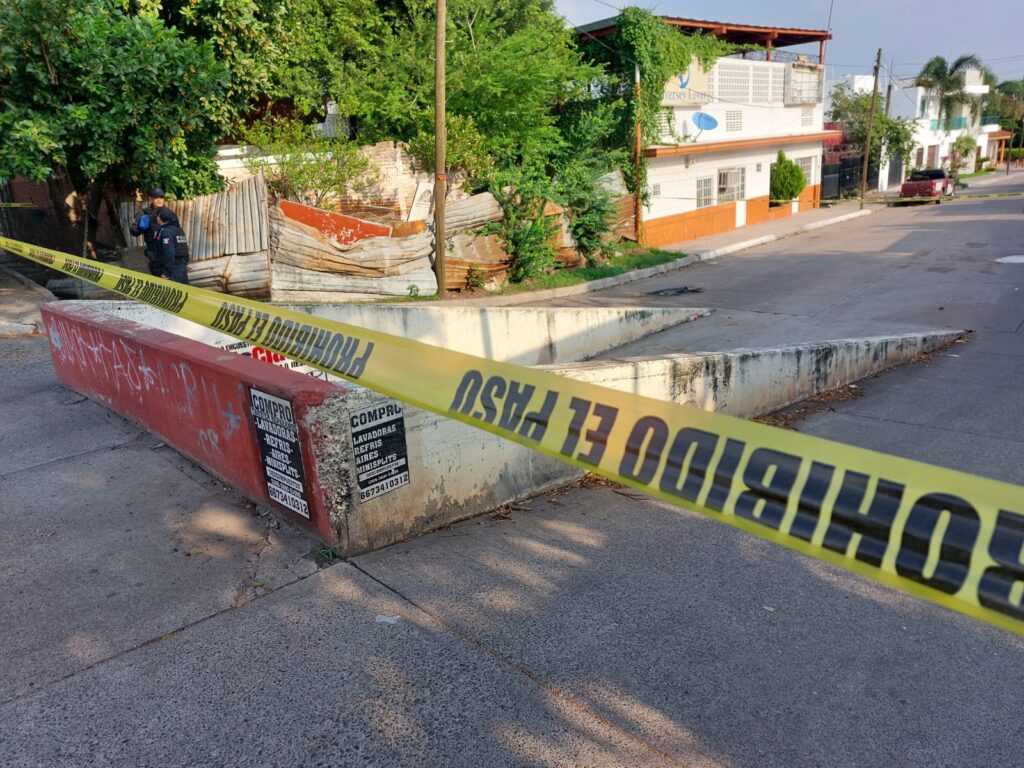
<box><xmin>242</xmin><ymin>116</ymin><xmax>378</xmax><ymax>208</ymax></box>
<box><xmin>829</xmin><ymin>82</ymin><xmax>917</xmax><ymax>172</ymax></box>
<box><xmin>346</xmin><ymin>0</ymin><xmax>604</xmax><ymax>172</ymax></box>
<box><xmin>914</xmin><ymin>54</ymin><xmax>983</xmax><ymax>130</ymax></box>
<box><xmin>949</xmin><ymin>135</ymin><xmax>977</xmax><ymax>173</ymax></box>
<box><xmin>769</xmin><ymin>151</ymin><xmax>806</xmax><ymax>205</ymax></box>
<box><xmin>0</xmin><ymin>0</ymin><xmax>230</xmax><ymax>252</ymax></box>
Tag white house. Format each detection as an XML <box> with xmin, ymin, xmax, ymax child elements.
<box><xmin>578</xmin><ymin>17</ymin><xmax>837</xmax><ymax>247</ymax></box>
<box><xmin>843</xmin><ymin>68</ymin><xmax>996</xmax><ymax>190</ymax></box>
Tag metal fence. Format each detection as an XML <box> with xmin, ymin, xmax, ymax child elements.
<box><xmin>119</xmin><ymin>174</ymin><xmax>269</xmax><ymax>263</ymax></box>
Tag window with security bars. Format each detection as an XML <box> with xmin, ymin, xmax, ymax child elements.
<box><xmin>650</xmin><ymin>183</ymin><xmax>662</xmax><ymax>197</ymax></box>
<box><xmin>717</xmin><ymin>167</ymin><xmax>745</xmax><ymax>202</ymax></box>
<box><xmin>802</xmin><ymin>106</ymin><xmax>814</xmax><ymax>126</ymax></box>
<box><xmin>795</xmin><ymin>156</ymin><xmax>815</xmax><ymax>184</ymax></box>
<box><xmin>696</xmin><ymin>177</ymin><xmax>714</xmax><ymax>208</ymax></box>
<box><xmin>725</xmin><ymin>110</ymin><xmax>742</xmax><ymax>132</ymax></box>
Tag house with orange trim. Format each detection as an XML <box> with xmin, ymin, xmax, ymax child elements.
<box><xmin>578</xmin><ymin>17</ymin><xmax>839</xmax><ymax>248</ymax></box>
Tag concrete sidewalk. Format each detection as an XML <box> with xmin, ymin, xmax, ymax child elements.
<box><xmin>0</xmin><ymin>264</ymin><xmax>53</xmax><ymax>337</ymax></box>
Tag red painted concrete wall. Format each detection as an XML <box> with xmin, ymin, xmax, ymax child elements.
<box><xmin>41</xmin><ymin>303</ymin><xmax>343</xmax><ymax>543</ymax></box>
<box><xmin>279</xmin><ymin>199</ymin><xmax>391</xmax><ymax>245</ymax></box>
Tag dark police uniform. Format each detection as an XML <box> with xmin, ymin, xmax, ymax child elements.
<box><xmin>154</xmin><ymin>210</ymin><xmax>190</xmax><ymax>284</ymax></box>
<box><xmin>130</xmin><ymin>205</ymin><xmax>161</xmax><ymax>275</ymax></box>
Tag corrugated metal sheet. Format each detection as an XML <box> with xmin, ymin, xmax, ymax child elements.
<box><xmin>119</xmin><ymin>175</ymin><xmax>269</xmax><ymax>263</ymax></box>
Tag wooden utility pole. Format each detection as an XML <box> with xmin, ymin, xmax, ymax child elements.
<box><xmin>433</xmin><ymin>0</ymin><xmax>447</xmax><ymax>294</ymax></box>
<box><xmin>859</xmin><ymin>48</ymin><xmax>882</xmax><ymax>210</ymax></box>
<box><xmin>633</xmin><ymin>63</ymin><xmax>645</xmax><ymax>246</ymax></box>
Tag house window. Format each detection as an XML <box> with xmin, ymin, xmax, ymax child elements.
<box><xmin>726</xmin><ymin>110</ymin><xmax>743</xmax><ymax>132</ymax></box>
<box><xmin>915</xmin><ymin>147</ymin><xmax>925</xmax><ymax>167</ymax></box>
<box><xmin>696</xmin><ymin>177</ymin><xmax>714</xmax><ymax>208</ymax></box>
<box><xmin>717</xmin><ymin>167</ymin><xmax>746</xmax><ymax>202</ymax></box>
<box><xmin>801</xmin><ymin>106</ymin><xmax>814</xmax><ymax>126</ymax></box>
<box><xmin>795</xmin><ymin>156</ymin><xmax>815</xmax><ymax>183</ymax></box>
<box><xmin>651</xmin><ymin>183</ymin><xmax>662</xmax><ymax>197</ymax></box>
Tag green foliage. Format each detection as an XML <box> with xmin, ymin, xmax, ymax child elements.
<box><xmin>151</xmin><ymin>0</ymin><xmax>283</xmax><ymax>128</ymax></box>
<box><xmin>829</xmin><ymin>82</ymin><xmax>917</xmax><ymax>167</ymax></box>
<box><xmin>406</xmin><ymin>113</ymin><xmax>493</xmax><ymax>180</ymax></box>
<box><xmin>350</xmin><ymin>0</ymin><xmax>603</xmax><ymax>171</ymax></box>
<box><xmin>486</xmin><ymin>167</ymin><xmax>558</xmax><ymax>283</ymax></box>
<box><xmin>949</xmin><ymin>135</ymin><xmax>978</xmax><ymax>172</ymax></box>
<box><xmin>769</xmin><ymin>151</ymin><xmax>806</xmax><ymax>205</ymax></box>
<box><xmin>0</xmin><ymin>0</ymin><xmax>229</xmax><ymax>197</ymax></box>
<box><xmin>242</xmin><ymin>116</ymin><xmax>378</xmax><ymax>208</ymax></box>
<box><xmin>914</xmin><ymin>54</ymin><xmax>983</xmax><ymax>128</ymax></box>
<box><xmin>581</xmin><ymin>8</ymin><xmax>736</xmax><ymax>201</ymax></box>
<box><xmin>464</xmin><ymin>265</ymin><xmax>486</xmax><ymax>291</ymax></box>
<box><xmin>262</xmin><ymin>0</ymin><xmax>383</xmax><ymax>116</ymax></box>
<box><xmin>550</xmin><ymin>99</ymin><xmax>625</xmax><ymax>265</ymax></box>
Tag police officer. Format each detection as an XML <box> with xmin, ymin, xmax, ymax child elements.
<box><xmin>153</xmin><ymin>207</ymin><xmax>190</xmax><ymax>284</ymax></box>
<box><xmin>129</xmin><ymin>187</ymin><xmax>167</xmax><ymax>276</ymax></box>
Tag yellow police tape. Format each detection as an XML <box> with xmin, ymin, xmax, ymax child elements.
<box><xmin>4</xmin><ymin>235</ymin><xmax>1024</xmax><ymax>635</ymax></box>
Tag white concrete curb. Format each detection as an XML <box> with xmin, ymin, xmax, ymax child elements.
<box><xmin>439</xmin><ymin>208</ymin><xmax>874</xmax><ymax>306</ymax></box>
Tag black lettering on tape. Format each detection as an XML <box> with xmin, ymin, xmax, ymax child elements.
<box><xmin>560</xmin><ymin>398</ymin><xmax>591</xmax><ymax>458</ymax></box>
<box><xmin>790</xmin><ymin>461</ymin><xmax>836</xmax><ymax>542</ymax></box>
<box><xmin>733</xmin><ymin>449</ymin><xmax>802</xmax><ymax>530</ymax></box>
<box><xmin>896</xmin><ymin>492</ymin><xmax>980</xmax><ymax>595</ymax></box>
<box><xmin>822</xmin><ymin>474</ymin><xmax>903</xmax><ymax>567</ymax></box>
<box><xmin>498</xmin><ymin>381</ymin><xmax>535</xmax><ymax>432</ymax></box>
<box><xmin>347</xmin><ymin>341</ymin><xmax>373</xmax><ymax>378</ymax></box>
<box><xmin>450</xmin><ymin>370</ymin><xmax>483</xmax><ymax>414</ymax></box>
<box><xmin>979</xmin><ymin>509</ymin><xmax>1024</xmax><ymax>620</ymax></box>
<box><xmin>480</xmin><ymin>376</ymin><xmax>507</xmax><ymax>424</ymax></box>
<box><xmin>577</xmin><ymin>403</ymin><xmax>618</xmax><ymax>467</ymax></box>
<box><xmin>619</xmin><ymin>416</ymin><xmax>669</xmax><ymax>484</ymax></box>
<box><xmin>704</xmin><ymin>439</ymin><xmax>746</xmax><ymax>512</ymax></box>
<box><xmin>518</xmin><ymin>391</ymin><xmax>558</xmax><ymax>443</ymax></box>
<box><xmin>659</xmin><ymin>428</ymin><xmax>719</xmax><ymax>503</ymax></box>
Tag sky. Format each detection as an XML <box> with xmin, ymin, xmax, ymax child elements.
<box><xmin>555</xmin><ymin>0</ymin><xmax>1024</xmax><ymax>85</ymax></box>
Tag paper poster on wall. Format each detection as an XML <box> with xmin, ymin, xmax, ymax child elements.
<box><xmin>407</xmin><ymin>182</ymin><xmax>434</xmax><ymax>222</ymax></box>
<box><xmin>350</xmin><ymin>401</ymin><xmax>410</xmax><ymax>502</ymax></box>
<box><xmin>250</xmin><ymin>387</ymin><xmax>311</xmax><ymax>517</ymax></box>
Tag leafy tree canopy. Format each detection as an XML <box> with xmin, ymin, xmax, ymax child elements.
<box><xmin>914</xmin><ymin>54</ymin><xmax>983</xmax><ymax>126</ymax></box>
<box><xmin>828</xmin><ymin>81</ymin><xmax>916</xmax><ymax>166</ymax></box>
<box><xmin>0</xmin><ymin>0</ymin><xmax>230</xmax><ymax>197</ymax></box>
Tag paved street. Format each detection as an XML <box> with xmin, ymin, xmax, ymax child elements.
<box><xmin>2</xmin><ymin>173</ymin><xmax>1023</xmax><ymax>766</ymax></box>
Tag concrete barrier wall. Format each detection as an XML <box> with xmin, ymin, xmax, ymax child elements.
<box><xmin>40</xmin><ymin>303</ymin><xmax>343</xmax><ymax>543</ymax></box>
<box><xmin>547</xmin><ymin>333</ymin><xmax>964</xmax><ymax>417</ymax></box>
<box><xmin>83</xmin><ymin>301</ymin><xmax>710</xmax><ymax>365</ymax></box>
<box><xmin>42</xmin><ymin>302</ymin><xmax>962</xmax><ymax>555</ymax></box>
<box><xmin>40</xmin><ymin>302</ymin><xmax>577</xmax><ymax>553</ymax></box>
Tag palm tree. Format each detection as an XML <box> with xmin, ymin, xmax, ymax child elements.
<box><xmin>914</xmin><ymin>54</ymin><xmax>983</xmax><ymax>131</ymax></box>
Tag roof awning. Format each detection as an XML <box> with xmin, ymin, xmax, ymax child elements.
<box><xmin>577</xmin><ymin>16</ymin><xmax>831</xmax><ymax>48</ymax></box>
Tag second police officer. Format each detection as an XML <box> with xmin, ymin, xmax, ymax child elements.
<box><xmin>153</xmin><ymin>207</ymin><xmax>190</xmax><ymax>284</ymax></box>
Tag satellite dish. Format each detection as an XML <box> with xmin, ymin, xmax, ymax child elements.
<box><xmin>692</xmin><ymin>112</ymin><xmax>718</xmax><ymax>131</ymax></box>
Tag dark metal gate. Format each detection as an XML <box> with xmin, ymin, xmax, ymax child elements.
<box><xmin>888</xmin><ymin>154</ymin><xmax>904</xmax><ymax>187</ymax></box>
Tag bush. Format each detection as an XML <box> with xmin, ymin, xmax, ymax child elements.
<box><xmin>242</xmin><ymin>116</ymin><xmax>378</xmax><ymax>208</ymax></box>
<box><xmin>486</xmin><ymin>168</ymin><xmax>558</xmax><ymax>283</ymax></box>
<box><xmin>769</xmin><ymin>150</ymin><xmax>806</xmax><ymax>206</ymax></box>
<box><xmin>555</xmin><ymin>161</ymin><xmax>616</xmax><ymax>267</ymax></box>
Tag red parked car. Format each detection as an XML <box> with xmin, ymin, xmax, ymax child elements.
<box><xmin>899</xmin><ymin>169</ymin><xmax>956</xmax><ymax>203</ymax></box>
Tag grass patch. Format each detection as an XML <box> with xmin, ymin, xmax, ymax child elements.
<box><xmin>500</xmin><ymin>245</ymin><xmax>686</xmax><ymax>294</ymax></box>
<box><xmin>956</xmin><ymin>168</ymin><xmax>998</xmax><ymax>180</ymax></box>
<box><xmin>372</xmin><ymin>243</ymin><xmax>688</xmax><ymax>303</ymax></box>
